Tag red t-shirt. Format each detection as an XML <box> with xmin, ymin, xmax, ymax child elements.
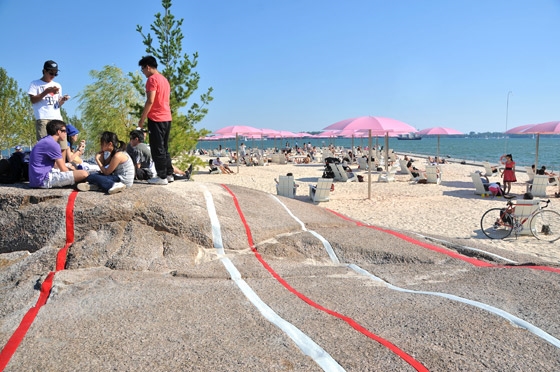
<box><xmin>146</xmin><ymin>73</ymin><xmax>172</xmax><ymax>122</ymax></box>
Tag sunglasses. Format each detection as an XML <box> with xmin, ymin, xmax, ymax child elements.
<box><xmin>47</xmin><ymin>71</ymin><xmax>58</xmax><ymax>77</ymax></box>
<box><xmin>59</xmin><ymin>129</ymin><xmax>67</xmax><ymax>133</ymax></box>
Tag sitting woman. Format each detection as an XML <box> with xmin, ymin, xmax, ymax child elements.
<box><xmin>78</xmin><ymin>131</ymin><xmax>134</xmax><ymax>194</ymax></box>
<box><xmin>64</xmin><ymin>124</ymin><xmax>86</xmax><ymax>166</ymax></box>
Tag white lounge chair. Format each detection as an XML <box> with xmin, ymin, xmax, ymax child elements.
<box><xmin>513</xmin><ymin>200</ymin><xmax>540</xmax><ymax>236</ymax></box>
<box><xmin>483</xmin><ymin>161</ymin><xmax>502</xmax><ymax>177</ymax></box>
<box><xmin>470</xmin><ymin>172</ymin><xmax>488</xmax><ymax>195</ymax></box>
<box><xmin>398</xmin><ymin>159</ymin><xmax>410</xmax><ymax>176</ymax></box>
<box><xmin>377</xmin><ymin>165</ymin><xmax>399</xmax><ymax>182</ymax></box>
<box><xmin>309</xmin><ymin>178</ymin><xmax>332</xmax><ymax>203</ymax></box>
<box><xmin>426</xmin><ymin>165</ymin><xmax>441</xmax><ymax>184</ymax></box>
<box><xmin>334</xmin><ymin>164</ymin><xmax>357</xmax><ymax>182</ymax></box>
<box><xmin>276</xmin><ymin>175</ymin><xmax>296</xmax><ymax>198</ymax></box>
<box><xmin>525</xmin><ymin>166</ymin><xmax>535</xmax><ymax>182</ymax></box>
<box><xmin>357</xmin><ymin>157</ymin><xmax>369</xmax><ymax>170</ymax></box>
<box><xmin>530</xmin><ymin>175</ymin><xmax>555</xmax><ymax>197</ymax></box>
<box><xmin>328</xmin><ymin>163</ymin><xmax>354</xmax><ymax>182</ymax></box>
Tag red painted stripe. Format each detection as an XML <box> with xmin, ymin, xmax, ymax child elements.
<box><xmin>327</xmin><ymin>208</ymin><xmax>560</xmax><ymax>274</ymax></box>
<box><xmin>327</xmin><ymin>209</ymin><xmax>493</xmax><ymax>267</ymax></box>
<box><xmin>221</xmin><ymin>185</ymin><xmax>429</xmax><ymax>372</ymax></box>
<box><xmin>0</xmin><ymin>190</ymin><xmax>78</xmax><ymax>371</ymax></box>
<box><xmin>57</xmin><ymin>190</ymin><xmax>78</xmax><ymax>271</ymax></box>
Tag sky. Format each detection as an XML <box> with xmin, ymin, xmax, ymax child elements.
<box><xmin>2</xmin><ymin>0</ymin><xmax>560</xmax><ymax>134</ymax></box>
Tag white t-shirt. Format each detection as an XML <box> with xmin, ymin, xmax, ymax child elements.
<box><xmin>28</xmin><ymin>79</ymin><xmax>63</xmax><ymax>120</ymax></box>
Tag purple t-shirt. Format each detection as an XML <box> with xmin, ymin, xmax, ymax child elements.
<box><xmin>29</xmin><ymin>136</ymin><xmax>62</xmax><ymax>188</ymax></box>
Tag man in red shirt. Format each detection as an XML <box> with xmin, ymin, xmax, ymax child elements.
<box><xmin>138</xmin><ymin>55</ymin><xmax>173</xmax><ymax>185</ymax></box>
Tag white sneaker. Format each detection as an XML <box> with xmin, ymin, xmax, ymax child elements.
<box><xmin>77</xmin><ymin>182</ymin><xmax>100</xmax><ymax>192</ymax></box>
<box><xmin>167</xmin><ymin>175</ymin><xmax>174</xmax><ymax>183</ymax></box>
<box><xmin>148</xmin><ymin>177</ymin><xmax>168</xmax><ymax>185</ymax></box>
<box><xmin>108</xmin><ymin>182</ymin><xmax>126</xmax><ymax>194</ymax></box>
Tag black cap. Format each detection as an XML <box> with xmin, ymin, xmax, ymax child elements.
<box><xmin>43</xmin><ymin>60</ymin><xmax>60</xmax><ymax>72</ymax></box>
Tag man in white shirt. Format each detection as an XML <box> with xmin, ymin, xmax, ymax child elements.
<box><xmin>28</xmin><ymin>60</ymin><xmax>70</xmax><ymax>147</ymax></box>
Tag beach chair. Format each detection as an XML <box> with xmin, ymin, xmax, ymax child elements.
<box><xmin>377</xmin><ymin>165</ymin><xmax>399</xmax><ymax>182</ymax></box>
<box><xmin>271</xmin><ymin>153</ymin><xmax>287</xmax><ymax>164</ymax></box>
<box><xmin>332</xmin><ymin>163</ymin><xmax>357</xmax><ymax>182</ymax></box>
<box><xmin>513</xmin><ymin>200</ymin><xmax>540</xmax><ymax>236</ymax></box>
<box><xmin>357</xmin><ymin>157</ymin><xmax>369</xmax><ymax>170</ymax></box>
<box><xmin>309</xmin><ymin>178</ymin><xmax>332</xmax><ymax>203</ymax></box>
<box><xmin>483</xmin><ymin>161</ymin><xmax>501</xmax><ymax>177</ymax></box>
<box><xmin>426</xmin><ymin>165</ymin><xmax>441</xmax><ymax>184</ymax></box>
<box><xmin>398</xmin><ymin>159</ymin><xmax>413</xmax><ymax>177</ymax></box>
<box><xmin>530</xmin><ymin>175</ymin><xmax>553</xmax><ymax>197</ymax></box>
<box><xmin>276</xmin><ymin>175</ymin><xmax>295</xmax><ymax>198</ymax></box>
<box><xmin>470</xmin><ymin>172</ymin><xmax>488</xmax><ymax>195</ymax></box>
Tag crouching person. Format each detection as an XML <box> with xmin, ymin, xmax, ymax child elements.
<box><xmin>78</xmin><ymin>131</ymin><xmax>134</xmax><ymax>194</ymax></box>
<box><xmin>29</xmin><ymin>120</ymin><xmax>89</xmax><ymax>188</ymax></box>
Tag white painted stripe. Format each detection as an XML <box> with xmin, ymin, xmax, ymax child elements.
<box><xmin>202</xmin><ymin>187</ymin><xmax>345</xmax><ymax>371</ymax></box>
<box><xmin>348</xmin><ymin>264</ymin><xmax>560</xmax><ymax>349</ymax></box>
<box><xmin>272</xmin><ymin>196</ymin><xmax>560</xmax><ymax>349</ymax></box>
<box><xmin>271</xmin><ymin>195</ymin><xmax>340</xmax><ymax>264</ymax></box>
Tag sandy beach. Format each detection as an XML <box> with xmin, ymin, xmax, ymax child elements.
<box><xmin>194</xmin><ymin>154</ymin><xmax>560</xmax><ymax>264</ymax></box>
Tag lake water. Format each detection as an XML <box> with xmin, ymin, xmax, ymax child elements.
<box><xmin>197</xmin><ymin>136</ymin><xmax>560</xmax><ymax>171</ymax></box>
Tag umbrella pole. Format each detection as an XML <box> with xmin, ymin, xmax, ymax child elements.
<box><xmin>368</xmin><ymin>130</ymin><xmax>372</xmax><ymax>199</ymax></box>
<box><xmin>236</xmin><ymin>133</ymin><xmax>239</xmax><ymax>173</ymax></box>
<box><xmin>437</xmin><ymin>135</ymin><xmax>440</xmax><ymax>163</ymax></box>
<box><xmin>351</xmin><ymin>135</ymin><xmax>354</xmax><ymax>164</ymax></box>
<box><xmin>384</xmin><ymin>133</ymin><xmax>389</xmax><ymax>172</ymax></box>
<box><xmin>535</xmin><ymin>133</ymin><xmax>540</xmax><ymax>170</ymax></box>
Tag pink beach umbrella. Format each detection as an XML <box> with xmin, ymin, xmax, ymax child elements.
<box><xmin>323</xmin><ymin>116</ymin><xmax>417</xmax><ymax>136</ymax></box>
<box><xmin>505</xmin><ymin>124</ymin><xmax>536</xmax><ymax>135</ymax></box>
<box><xmin>509</xmin><ymin>121</ymin><xmax>560</xmax><ymax>169</ymax></box>
<box><xmin>417</xmin><ymin>126</ymin><xmax>463</xmax><ymax>161</ymax></box>
<box><xmin>214</xmin><ymin>125</ymin><xmax>262</xmax><ymax>136</ymax></box>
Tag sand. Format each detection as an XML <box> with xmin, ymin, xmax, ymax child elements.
<box><xmin>194</xmin><ymin>155</ymin><xmax>560</xmax><ymax>264</ymax></box>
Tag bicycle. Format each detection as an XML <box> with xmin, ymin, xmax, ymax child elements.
<box><xmin>480</xmin><ymin>199</ymin><xmax>560</xmax><ymax>242</ymax></box>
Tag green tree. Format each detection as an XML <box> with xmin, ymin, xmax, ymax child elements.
<box><xmin>78</xmin><ymin>65</ymin><xmax>142</xmax><ymax>144</ymax></box>
<box><xmin>0</xmin><ymin>67</ymin><xmax>35</xmax><ymax>150</ymax></box>
<box><xmin>132</xmin><ymin>0</ymin><xmax>213</xmax><ymax>168</ymax></box>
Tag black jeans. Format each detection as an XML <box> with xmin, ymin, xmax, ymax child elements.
<box><xmin>148</xmin><ymin>120</ymin><xmax>173</xmax><ymax>179</ymax></box>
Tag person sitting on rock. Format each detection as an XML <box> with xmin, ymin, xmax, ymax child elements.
<box><xmin>78</xmin><ymin>131</ymin><xmax>134</xmax><ymax>194</ymax></box>
<box><xmin>28</xmin><ymin>120</ymin><xmax>89</xmax><ymax>189</ymax></box>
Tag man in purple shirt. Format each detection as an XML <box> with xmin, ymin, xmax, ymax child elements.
<box><xmin>28</xmin><ymin>120</ymin><xmax>88</xmax><ymax>188</ymax></box>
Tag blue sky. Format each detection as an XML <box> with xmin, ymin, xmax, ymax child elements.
<box><xmin>2</xmin><ymin>0</ymin><xmax>559</xmax><ymax>134</ymax></box>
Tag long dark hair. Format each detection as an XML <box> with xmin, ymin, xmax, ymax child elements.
<box><xmin>100</xmin><ymin>131</ymin><xmax>126</xmax><ymax>157</ymax></box>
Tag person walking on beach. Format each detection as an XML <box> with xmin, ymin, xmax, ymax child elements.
<box><xmin>28</xmin><ymin>60</ymin><xmax>71</xmax><ymax>145</ymax></box>
<box><xmin>138</xmin><ymin>55</ymin><xmax>173</xmax><ymax>185</ymax></box>
<box><xmin>500</xmin><ymin>154</ymin><xmax>516</xmax><ymax>194</ymax></box>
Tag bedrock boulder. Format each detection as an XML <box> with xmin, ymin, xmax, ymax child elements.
<box><xmin>0</xmin><ymin>182</ymin><xmax>559</xmax><ymax>371</ymax></box>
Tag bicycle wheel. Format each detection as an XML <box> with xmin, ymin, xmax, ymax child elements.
<box><xmin>481</xmin><ymin>208</ymin><xmax>513</xmax><ymax>239</ymax></box>
<box><xmin>530</xmin><ymin>209</ymin><xmax>560</xmax><ymax>242</ymax></box>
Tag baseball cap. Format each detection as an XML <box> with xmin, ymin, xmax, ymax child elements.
<box><xmin>43</xmin><ymin>60</ymin><xmax>60</xmax><ymax>72</ymax></box>
<box><xmin>65</xmin><ymin>124</ymin><xmax>79</xmax><ymax>137</ymax></box>
<box><xmin>15</xmin><ymin>145</ymin><xmax>22</xmax><ymax>151</ymax></box>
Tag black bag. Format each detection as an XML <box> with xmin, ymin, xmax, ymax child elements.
<box><xmin>0</xmin><ymin>152</ymin><xmax>28</xmax><ymax>184</ymax></box>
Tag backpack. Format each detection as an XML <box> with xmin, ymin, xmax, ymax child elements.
<box><xmin>0</xmin><ymin>152</ymin><xmax>28</xmax><ymax>184</ymax></box>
